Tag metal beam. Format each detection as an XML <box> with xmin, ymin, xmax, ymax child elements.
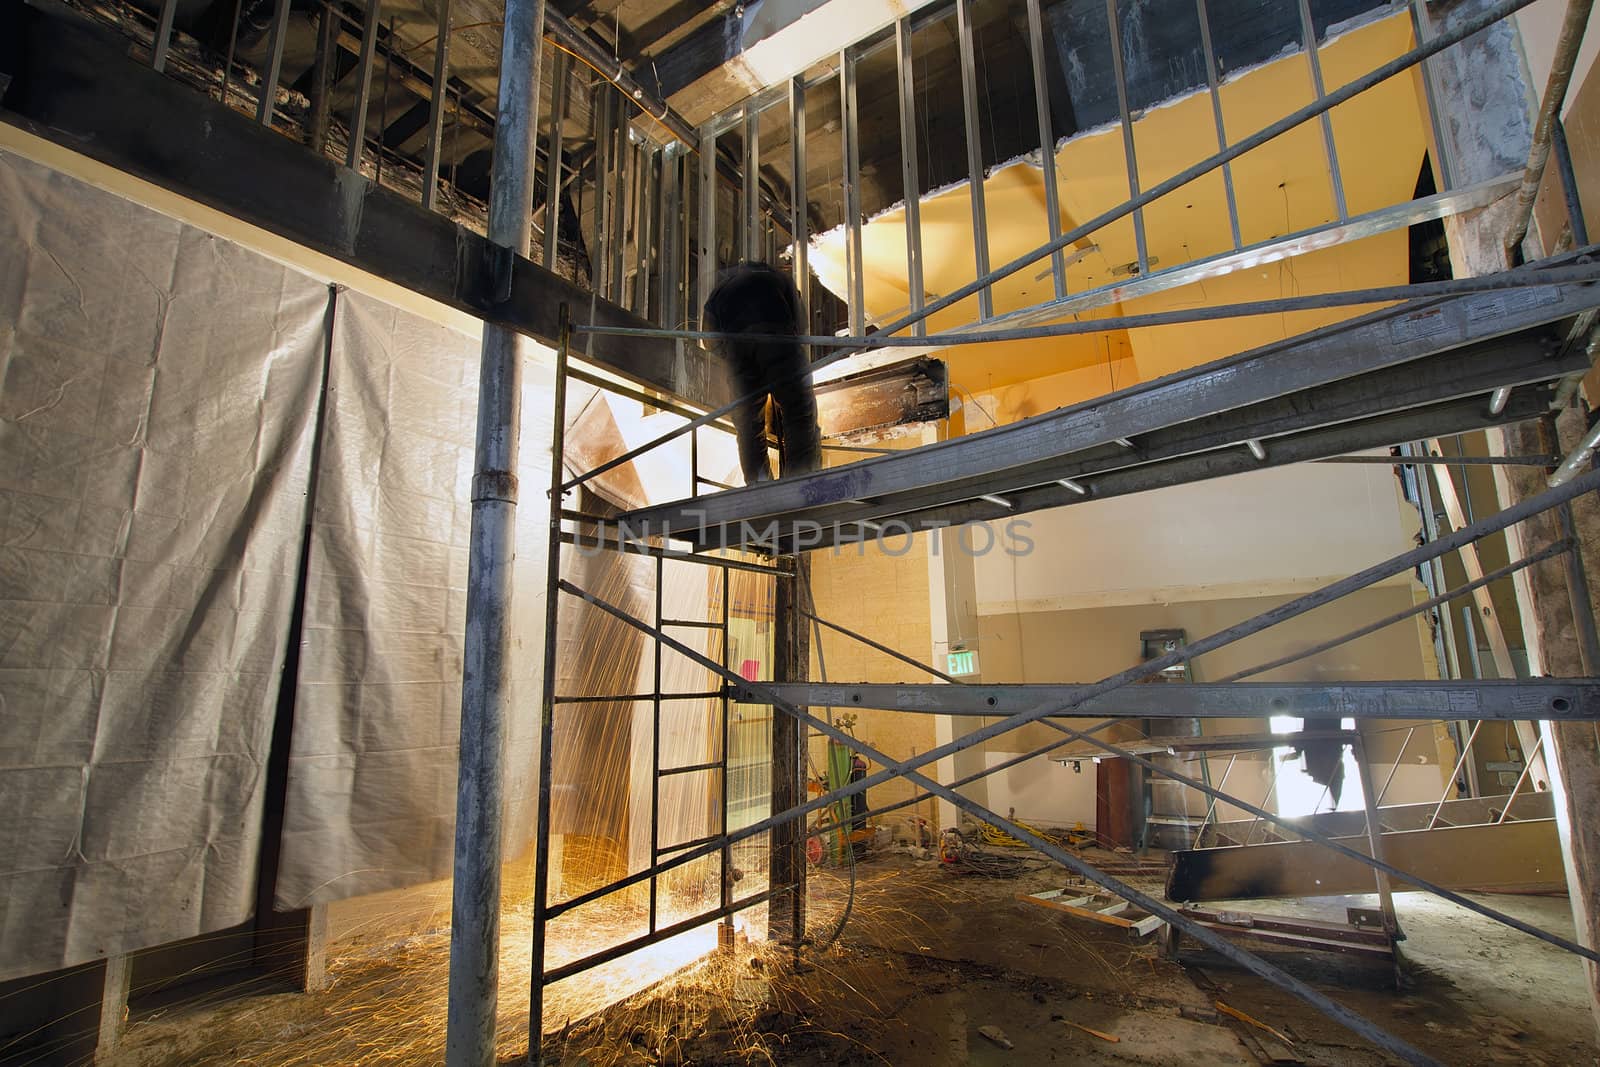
<box><xmin>773</xmin><ymin>391</ymin><xmax>1556</xmax><ymax>551</ymax></box>
<box><xmin>1025</xmin><ymin>0</ymin><xmax>1066</xmax><ymax>297</ymax></box>
<box><xmin>1104</xmin><ymin>0</ymin><xmax>1149</xmax><ymax>275</ymax></box>
<box><xmin>738</xmin><ymin>331</ymin><xmax>1575</xmax><ymax>537</ymax></box>
<box><xmin>956</xmin><ymin>0</ymin><xmax>993</xmax><ymax>318</ymax></box>
<box><xmin>0</xmin><ymin>6</ymin><xmax>725</xmax><ymax>406</ymax></box>
<box><xmin>895</xmin><ymin>17</ymin><xmax>927</xmax><ymax>333</ymax></box>
<box><xmin>421</xmin><ymin>0</ymin><xmax>453</xmax><ymax>213</ymax></box>
<box><xmin>448</xmin><ymin>0</ymin><xmax>544</xmax><ymax>1057</ymax></box>
<box><xmin>743</xmin><ymin>680</ymin><xmax>1600</xmax><ymax>722</ymax></box>
<box><xmin>256</xmin><ymin>0</ymin><xmax>292</xmax><ymax>127</ymax></box>
<box><xmin>541</xmin><ymin>43</ymin><xmax>568</xmax><ymax>269</ymax></box>
<box><xmin>619</xmin><ymin>274</ymin><xmax>1597</xmax><ymax>537</ymax></box>
<box><xmin>841</xmin><ymin>48</ymin><xmax>866</xmax><ymax>333</ymax></box>
<box><xmin>344</xmin><ymin>0</ymin><xmax>383</xmax><ymax>171</ymax></box>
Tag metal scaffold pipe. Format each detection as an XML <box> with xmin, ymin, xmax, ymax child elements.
<box><xmin>564</xmin><ymin>579</ymin><xmax>1444</xmax><ymax>1066</ymax></box>
<box><xmin>446</xmin><ymin>0</ymin><xmax>545</xmax><ymax>1063</ymax></box>
<box><xmin>1506</xmin><ymin>0</ymin><xmax>1595</xmax><ymax>257</ymax></box>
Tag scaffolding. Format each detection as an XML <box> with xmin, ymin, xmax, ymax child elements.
<box><xmin>519</xmin><ymin>2</ymin><xmax>1600</xmax><ymax>1065</ymax></box>
<box><xmin>31</xmin><ymin>0</ymin><xmax>1600</xmax><ymax>1061</ymax></box>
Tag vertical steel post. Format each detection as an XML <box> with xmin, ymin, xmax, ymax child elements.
<box><xmin>542</xmin><ymin>45</ymin><xmax>569</xmax><ymax>269</ymax></box>
<box><xmin>895</xmin><ymin>18</ymin><xmax>927</xmax><ymax>334</ymax></box>
<box><xmin>658</xmin><ymin>147</ymin><xmax>674</xmax><ymax>323</ymax></box>
<box><xmin>308</xmin><ymin>3</ymin><xmax>337</xmax><ymax>157</ymax></box>
<box><xmin>1195</xmin><ymin>0</ymin><xmax>1242</xmax><ymax>249</ymax></box>
<box><xmin>743</xmin><ymin>106</ymin><xmax>760</xmax><ymax>262</ymax></box>
<box><xmin>719</xmin><ymin>567</ymin><xmax>733</xmax><ymax>922</ymax></box>
<box><xmin>1297</xmin><ymin>0</ymin><xmax>1349</xmax><ymax>219</ymax></box>
<box><xmin>637</xmin><ymin>148</ymin><xmax>657</xmax><ymax>315</ymax></box>
<box><xmin>594</xmin><ymin>89</ymin><xmax>613</xmax><ymax>296</ymax></box>
<box><xmin>1104</xmin><ymin>0</ymin><xmax>1148</xmax><ymax>275</ymax></box>
<box><xmin>789</xmin><ymin>76</ymin><xmax>811</xmax><ymax>341</ymax></box>
<box><xmin>151</xmin><ymin>0</ymin><xmax>178</xmax><ymax>72</ymax></box>
<box><xmin>528</xmin><ymin>313</ymin><xmax>566</xmax><ymax>1063</ymax></box>
<box><xmin>255</xmin><ymin>0</ymin><xmax>292</xmax><ymax>127</ymax></box>
<box><xmin>219</xmin><ymin>0</ymin><xmax>243</xmax><ymax>107</ymax></box>
<box><xmin>1553</xmin><ymin>120</ymin><xmax>1590</xmax><ymax>246</ymax></box>
<box><xmin>376</xmin><ymin>17</ymin><xmax>395</xmax><ymax>187</ymax></box>
<box><xmin>650</xmin><ymin>553</ymin><xmax>663</xmax><ymax>934</ymax></box>
<box><xmin>956</xmin><ymin>0</ymin><xmax>994</xmax><ymax>318</ymax></box>
<box><xmin>611</xmin><ymin>117</ymin><xmax>629</xmax><ymax>304</ymax></box>
<box><xmin>1405</xmin><ymin>442</ymin><xmax>1465</xmax><ymax>680</ymax></box>
<box><xmin>769</xmin><ymin>559</ymin><xmax>807</xmax><ymax>948</ymax></box>
<box><xmin>1024</xmin><ymin>0</ymin><xmax>1066</xmax><ymax>299</ymax></box>
<box><xmin>345</xmin><ymin>0</ymin><xmax>383</xmax><ymax>171</ymax></box>
<box><xmin>697</xmin><ymin>126</ymin><xmax>718</xmax><ymax>323</ymax></box>
<box><xmin>422</xmin><ymin>0</ymin><xmax>454</xmax><ymax>211</ymax></box>
<box><xmin>445</xmin><ymin>0</ymin><xmax>545</xmax><ymax>1062</ymax></box>
<box><xmin>1408</xmin><ymin>0</ymin><xmax>1457</xmax><ymax>191</ymax></box>
<box><xmin>841</xmin><ymin>50</ymin><xmax>867</xmax><ymax>333</ymax></box>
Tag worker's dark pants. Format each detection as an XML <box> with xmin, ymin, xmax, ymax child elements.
<box><xmin>727</xmin><ymin>339</ymin><xmax>821</xmax><ymax>483</ymax></box>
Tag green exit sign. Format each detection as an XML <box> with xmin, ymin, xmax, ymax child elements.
<box><xmin>947</xmin><ymin>649</ymin><xmax>979</xmax><ymax>676</ymax></box>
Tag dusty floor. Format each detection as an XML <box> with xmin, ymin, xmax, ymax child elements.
<box><xmin>103</xmin><ymin>849</ymin><xmax>1598</xmax><ymax>1066</ymax></box>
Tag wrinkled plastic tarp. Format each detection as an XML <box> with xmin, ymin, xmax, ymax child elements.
<box><xmin>273</xmin><ymin>291</ymin><xmax>554</xmax><ymax>908</ymax></box>
<box><xmin>0</xmin><ymin>149</ymin><xmax>326</xmax><ymax>980</ymax></box>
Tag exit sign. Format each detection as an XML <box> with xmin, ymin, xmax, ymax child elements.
<box><xmin>947</xmin><ymin>649</ymin><xmax>980</xmax><ymax>676</ymax></box>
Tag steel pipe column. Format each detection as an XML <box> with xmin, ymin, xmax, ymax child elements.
<box><xmin>446</xmin><ymin>0</ymin><xmax>546</xmax><ymax>1063</ymax></box>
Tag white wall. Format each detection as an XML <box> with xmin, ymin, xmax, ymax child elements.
<box><xmin>1515</xmin><ymin>0</ymin><xmax>1600</xmax><ymax>121</ymax></box>
<box><xmin>973</xmin><ymin>460</ymin><xmax>1416</xmax><ymax>615</ymax></box>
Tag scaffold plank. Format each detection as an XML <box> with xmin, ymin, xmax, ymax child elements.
<box><xmin>618</xmin><ymin>269</ymin><xmax>1600</xmax><ymax>548</ymax></box>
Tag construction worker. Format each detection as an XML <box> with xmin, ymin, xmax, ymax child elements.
<box><xmin>701</xmin><ymin>262</ymin><xmax>821</xmax><ymax>483</ymax></box>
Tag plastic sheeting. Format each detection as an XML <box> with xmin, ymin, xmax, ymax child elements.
<box><xmin>274</xmin><ymin>291</ymin><xmax>555</xmax><ymax>908</ymax></box>
<box><xmin>0</xmin><ymin>149</ymin><xmax>328</xmax><ymax>980</ymax></box>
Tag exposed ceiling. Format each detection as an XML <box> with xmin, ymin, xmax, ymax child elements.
<box><xmin>805</xmin><ymin>10</ymin><xmax>1428</xmax><ymax>395</ymax></box>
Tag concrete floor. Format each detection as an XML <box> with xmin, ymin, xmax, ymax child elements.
<box><xmin>105</xmin><ymin>852</ymin><xmax>1599</xmax><ymax>1065</ymax></box>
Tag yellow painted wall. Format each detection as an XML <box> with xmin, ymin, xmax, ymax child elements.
<box><xmin>808</xmin><ymin>11</ymin><xmax>1425</xmax><ymax>394</ymax></box>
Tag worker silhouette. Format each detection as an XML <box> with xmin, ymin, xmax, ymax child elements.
<box><xmin>702</xmin><ymin>262</ymin><xmax>821</xmax><ymax>483</ymax></box>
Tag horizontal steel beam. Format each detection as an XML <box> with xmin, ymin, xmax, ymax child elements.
<box><xmin>0</xmin><ymin>2</ymin><xmax>722</xmax><ymax>406</ymax></box>
<box><xmin>740</xmin><ymin>680</ymin><xmax>1600</xmax><ymax>721</ymax></box>
<box><xmin>622</xmin><ymin>269</ymin><xmax>1600</xmax><ymax>538</ymax></box>
<box><xmin>686</xmin><ymin>332</ymin><xmax>1577</xmax><ymax>546</ymax></box>
<box><xmin>655</xmin><ymin>384</ymin><xmax>1558</xmax><ymax>552</ymax></box>
<box><xmin>794</xmin><ymin>388</ymin><xmax>1559</xmax><ymax>550</ymax></box>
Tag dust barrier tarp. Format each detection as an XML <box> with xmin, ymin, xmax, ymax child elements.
<box><xmin>0</xmin><ymin>149</ymin><xmax>327</xmax><ymax>980</ymax></box>
<box><xmin>274</xmin><ymin>291</ymin><xmax>555</xmax><ymax>908</ymax></box>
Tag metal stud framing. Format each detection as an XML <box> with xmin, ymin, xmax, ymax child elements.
<box><xmin>841</xmin><ymin>48</ymin><xmax>867</xmax><ymax>333</ymax></box>
<box><xmin>896</xmin><ymin>17</ymin><xmax>928</xmax><ymax>333</ymax></box>
<box><xmin>956</xmin><ymin>0</ymin><xmax>994</xmax><ymax>317</ymax></box>
<box><xmin>421</xmin><ymin>0</ymin><xmax>452</xmax><ymax>212</ymax></box>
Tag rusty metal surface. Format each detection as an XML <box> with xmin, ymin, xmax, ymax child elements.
<box><xmin>1168</xmin><ymin>819</ymin><xmax>1566</xmax><ymax>901</ymax></box>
